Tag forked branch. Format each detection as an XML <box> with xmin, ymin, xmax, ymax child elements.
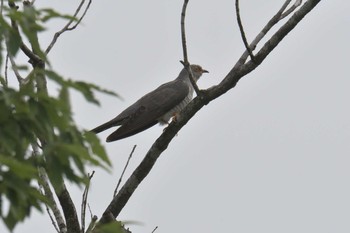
<box><xmin>45</xmin><ymin>0</ymin><xmax>92</xmax><ymax>55</ymax></box>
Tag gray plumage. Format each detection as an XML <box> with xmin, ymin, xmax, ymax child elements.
<box><xmin>91</xmin><ymin>64</ymin><xmax>208</xmax><ymax>142</ymax></box>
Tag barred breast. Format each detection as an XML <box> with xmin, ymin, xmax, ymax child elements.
<box><xmin>158</xmin><ymin>81</ymin><xmax>194</xmax><ymax>124</ymax></box>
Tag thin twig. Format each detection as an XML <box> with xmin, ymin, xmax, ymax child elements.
<box><xmin>81</xmin><ymin>171</ymin><xmax>95</xmax><ymax>233</ymax></box>
<box><xmin>114</xmin><ymin>145</ymin><xmax>137</xmax><ymax>197</ymax></box>
<box><xmin>235</xmin><ymin>0</ymin><xmax>255</xmax><ymax>62</ymax></box>
<box><xmin>88</xmin><ymin>204</ymin><xmax>93</xmax><ymax>219</ymax></box>
<box><xmin>8</xmin><ymin>54</ymin><xmax>25</xmax><ymax>85</ymax></box>
<box><xmin>4</xmin><ymin>53</ymin><xmax>9</xmax><ymax>86</ymax></box>
<box><xmin>280</xmin><ymin>0</ymin><xmax>303</xmax><ymax>19</ymax></box>
<box><xmin>180</xmin><ymin>0</ymin><xmax>200</xmax><ymax>95</ymax></box>
<box><xmin>40</xmin><ymin>193</ymin><xmax>60</xmax><ymax>233</ymax></box>
<box><xmin>45</xmin><ymin>0</ymin><xmax>92</xmax><ymax>55</ymax></box>
<box><xmin>151</xmin><ymin>226</ymin><xmax>158</xmax><ymax>233</ymax></box>
<box><xmin>85</xmin><ymin>215</ymin><xmax>98</xmax><ymax>233</ymax></box>
<box><xmin>180</xmin><ymin>0</ymin><xmax>189</xmax><ymax>64</ymax></box>
<box><xmin>67</xmin><ymin>0</ymin><xmax>92</xmax><ymax>31</ymax></box>
<box><xmin>235</xmin><ymin>0</ymin><xmax>292</xmax><ymax>67</ymax></box>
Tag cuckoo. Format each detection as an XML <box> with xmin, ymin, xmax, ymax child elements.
<box><xmin>91</xmin><ymin>64</ymin><xmax>208</xmax><ymax>142</ymax></box>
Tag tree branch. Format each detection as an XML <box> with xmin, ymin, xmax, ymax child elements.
<box><xmin>7</xmin><ymin>53</ymin><xmax>25</xmax><ymax>85</ymax></box>
<box><xmin>114</xmin><ymin>145</ymin><xmax>136</xmax><ymax>197</ymax></box>
<box><xmin>33</xmin><ymin>144</ymin><xmax>67</xmax><ymax>233</ymax></box>
<box><xmin>45</xmin><ymin>0</ymin><xmax>92</xmax><ymax>55</ymax></box>
<box><xmin>180</xmin><ymin>0</ymin><xmax>200</xmax><ymax>95</ymax></box>
<box><xmin>235</xmin><ymin>0</ymin><xmax>292</xmax><ymax>67</ymax></box>
<box><xmin>86</xmin><ymin>215</ymin><xmax>98</xmax><ymax>233</ymax></box>
<box><xmin>235</xmin><ymin>0</ymin><xmax>255</xmax><ymax>62</ymax></box>
<box><xmin>81</xmin><ymin>171</ymin><xmax>95</xmax><ymax>233</ymax></box>
<box><xmin>99</xmin><ymin>0</ymin><xmax>321</xmax><ymax>224</ymax></box>
<box><xmin>38</xmin><ymin>168</ymin><xmax>67</xmax><ymax>233</ymax></box>
<box><xmin>4</xmin><ymin>53</ymin><xmax>9</xmax><ymax>86</ymax></box>
<box><xmin>56</xmin><ymin>184</ymin><xmax>81</xmax><ymax>233</ymax></box>
<box><xmin>280</xmin><ymin>0</ymin><xmax>303</xmax><ymax>20</ymax></box>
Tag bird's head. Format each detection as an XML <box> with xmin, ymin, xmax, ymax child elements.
<box><xmin>190</xmin><ymin>64</ymin><xmax>209</xmax><ymax>81</ymax></box>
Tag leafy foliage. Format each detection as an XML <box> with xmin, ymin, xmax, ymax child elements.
<box><xmin>0</xmin><ymin>1</ymin><xmax>115</xmax><ymax>231</ymax></box>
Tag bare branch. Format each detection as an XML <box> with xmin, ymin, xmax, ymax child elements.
<box><xmin>99</xmin><ymin>0</ymin><xmax>321</xmax><ymax>224</ymax></box>
<box><xmin>67</xmin><ymin>0</ymin><xmax>92</xmax><ymax>31</ymax></box>
<box><xmin>280</xmin><ymin>0</ymin><xmax>303</xmax><ymax>19</ymax></box>
<box><xmin>81</xmin><ymin>171</ymin><xmax>95</xmax><ymax>233</ymax></box>
<box><xmin>45</xmin><ymin>0</ymin><xmax>92</xmax><ymax>55</ymax></box>
<box><xmin>151</xmin><ymin>226</ymin><xmax>158</xmax><ymax>233</ymax></box>
<box><xmin>88</xmin><ymin>204</ymin><xmax>93</xmax><ymax>219</ymax></box>
<box><xmin>85</xmin><ymin>215</ymin><xmax>98</xmax><ymax>233</ymax></box>
<box><xmin>114</xmin><ymin>145</ymin><xmax>137</xmax><ymax>197</ymax></box>
<box><xmin>235</xmin><ymin>0</ymin><xmax>255</xmax><ymax>62</ymax></box>
<box><xmin>180</xmin><ymin>0</ymin><xmax>200</xmax><ymax>95</ymax></box>
<box><xmin>33</xmin><ymin>144</ymin><xmax>67</xmax><ymax>233</ymax></box>
<box><xmin>180</xmin><ymin>0</ymin><xmax>189</xmax><ymax>64</ymax></box>
<box><xmin>4</xmin><ymin>54</ymin><xmax>9</xmax><ymax>86</ymax></box>
<box><xmin>56</xmin><ymin>184</ymin><xmax>81</xmax><ymax>233</ymax></box>
<box><xmin>8</xmin><ymin>54</ymin><xmax>25</xmax><ymax>85</ymax></box>
<box><xmin>41</xmin><ymin>199</ymin><xmax>60</xmax><ymax>233</ymax></box>
<box><xmin>34</xmin><ymin>153</ymin><xmax>65</xmax><ymax>233</ymax></box>
<box><xmin>235</xmin><ymin>0</ymin><xmax>292</xmax><ymax>67</ymax></box>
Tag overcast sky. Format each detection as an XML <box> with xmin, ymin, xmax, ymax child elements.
<box><xmin>2</xmin><ymin>1</ymin><xmax>350</xmax><ymax>233</ymax></box>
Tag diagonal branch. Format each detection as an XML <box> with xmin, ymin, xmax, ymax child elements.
<box><xmin>38</xmin><ymin>167</ymin><xmax>66</xmax><ymax>233</ymax></box>
<box><xmin>280</xmin><ymin>0</ymin><xmax>303</xmax><ymax>20</ymax></box>
<box><xmin>99</xmin><ymin>0</ymin><xmax>321</xmax><ymax>224</ymax></box>
<box><xmin>45</xmin><ymin>0</ymin><xmax>92</xmax><ymax>55</ymax></box>
<box><xmin>235</xmin><ymin>0</ymin><xmax>292</xmax><ymax>67</ymax></box>
<box><xmin>33</xmin><ymin>144</ymin><xmax>67</xmax><ymax>233</ymax></box>
<box><xmin>114</xmin><ymin>145</ymin><xmax>136</xmax><ymax>197</ymax></box>
<box><xmin>56</xmin><ymin>184</ymin><xmax>81</xmax><ymax>233</ymax></box>
<box><xmin>7</xmin><ymin>53</ymin><xmax>25</xmax><ymax>85</ymax></box>
<box><xmin>235</xmin><ymin>0</ymin><xmax>255</xmax><ymax>62</ymax></box>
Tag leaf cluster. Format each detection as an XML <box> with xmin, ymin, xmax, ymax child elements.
<box><xmin>0</xmin><ymin>1</ymin><xmax>115</xmax><ymax>231</ymax></box>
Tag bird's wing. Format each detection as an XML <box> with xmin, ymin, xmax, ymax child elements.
<box><xmin>106</xmin><ymin>80</ymin><xmax>189</xmax><ymax>141</ymax></box>
<box><xmin>90</xmin><ymin>117</ymin><xmax>126</xmax><ymax>134</ymax></box>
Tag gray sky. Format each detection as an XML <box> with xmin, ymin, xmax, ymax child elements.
<box><xmin>3</xmin><ymin>1</ymin><xmax>350</xmax><ymax>233</ymax></box>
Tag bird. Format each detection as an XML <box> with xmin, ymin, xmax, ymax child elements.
<box><xmin>91</xmin><ymin>64</ymin><xmax>208</xmax><ymax>142</ymax></box>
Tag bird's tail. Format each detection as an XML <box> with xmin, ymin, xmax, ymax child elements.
<box><xmin>90</xmin><ymin>120</ymin><xmax>118</xmax><ymax>134</ymax></box>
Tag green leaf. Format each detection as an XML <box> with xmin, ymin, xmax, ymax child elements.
<box><xmin>0</xmin><ymin>154</ymin><xmax>38</xmax><ymax>179</ymax></box>
<box><xmin>0</xmin><ymin>16</ymin><xmax>21</xmax><ymax>56</ymax></box>
<box><xmin>85</xmin><ymin>131</ymin><xmax>111</xmax><ymax>166</ymax></box>
<box><xmin>7</xmin><ymin>29</ymin><xmax>22</xmax><ymax>56</ymax></box>
<box><xmin>11</xmin><ymin>5</ymin><xmax>46</xmax><ymax>60</ymax></box>
<box><xmin>95</xmin><ymin>221</ymin><xmax>125</xmax><ymax>233</ymax></box>
<box><xmin>45</xmin><ymin>70</ymin><xmax>120</xmax><ymax>104</ymax></box>
<box><xmin>39</xmin><ymin>8</ymin><xmax>77</xmax><ymax>23</ymax></box>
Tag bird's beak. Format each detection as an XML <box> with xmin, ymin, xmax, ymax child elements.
<box><xmin>202</xmin><ymin>69</ymin><xmax>209</xmax><ymax>73</ymax></box>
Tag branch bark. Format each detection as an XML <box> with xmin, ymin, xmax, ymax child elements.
<box><xmin>56</xmin><ymin>184</ymin><xmax>81</xmax><ymax>233</ymax></box>
<box><xmin>99</xmin><ymin>0</ymin><xmax>321</xmax><ymax>224</ymax></box>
